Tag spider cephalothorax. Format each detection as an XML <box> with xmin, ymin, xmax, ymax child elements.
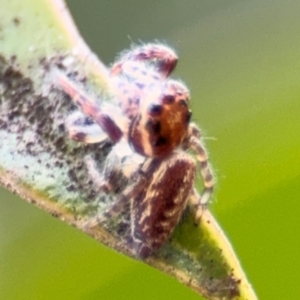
<box><xmin>128</xmin><ymin>79</ymin><xmax>191</xmax><ymax>157</ymax></box>
<box><xmin>57</xmin><ymin>43</ymin><xmax>214</xmax><ymax>258</ymax></box>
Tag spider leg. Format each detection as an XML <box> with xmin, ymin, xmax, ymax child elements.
<box><xmin>111</xmin><ymin>43</ymin><xmax>178</xmax><ymax>78</ymax></box>
<box><xmin>65</xmin><ymin>111</ymin><xmax>108</xmax><ymax>144</ymax></box>
<box><xmin>57</xmin><ymin>72</ymin><xmax>123</xmax><ymax>143</ymax></box>
<box><xmin>84</xmin><ymin>155</ymin><xmax>113</xmax><ymax>193</ymax></box>
<box><xmin>185</xmin><ymin>124</ymin><xmax>214</xmax><ymax>223</ymax></box>
<box><xmin>188</xmin><ymin>188</ymin><xmax>206</xmax><ymax>224</ymax></box>
<box><xmin>84</xmin><ymin>139</ymin><xmax>144</xmax><ymax>194</ymax></box>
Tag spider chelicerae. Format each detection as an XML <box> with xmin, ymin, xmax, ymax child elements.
<box><xmin>57</xmin><ymin>43</ymin><xmax>214</xmax><ymax>258</ymax></box>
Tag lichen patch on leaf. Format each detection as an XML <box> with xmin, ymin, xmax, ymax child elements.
<box><xmin>0</xmin><ymin>54</ymin><xmax>112</xmax><ymax>216</ymax></box>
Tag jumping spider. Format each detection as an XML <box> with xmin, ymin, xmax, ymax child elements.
<box><xmin>57</xmin><ymin>43</ymin><xmax>214</xmax><ymax>258</ymax></box>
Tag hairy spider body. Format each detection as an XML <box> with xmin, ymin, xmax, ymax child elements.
<box><xmin>57</xmin><ymin>43</ymin><xmax>214</xmax><ymax>258</ymax></box>
<box><xmin>130</xmin><ymin>152</ymin><xmax>196</xmax><ymax>257</ymax></box>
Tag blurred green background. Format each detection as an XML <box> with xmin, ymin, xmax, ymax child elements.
<box><xmin>1</xmin><ymin>0</ymin><xmax>300</xmax><ymax>299</ymax></box>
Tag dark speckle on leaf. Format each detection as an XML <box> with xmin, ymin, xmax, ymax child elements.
<box><xmin>0</xmin><ymin>54</ymin><xmax>110</xmax><ymax>205</ymax></box>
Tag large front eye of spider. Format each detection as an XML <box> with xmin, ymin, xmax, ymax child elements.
<box><xmin>147</xmin><ymin>103</ymin><xmax>163</xmax><ymax>116</ymax></box>
<box><xmin>129</xmin><ymin>80</ymin><xmax>191</xmax><ymax>157</ymax></box>
<box><xmin>161</xmin><ymin>80</ymin><xmax>191</xmax><ymax>124</ymax></box>
<box><xmin>148</xmin><ymin>80</ymin><xmax>190</xmax><ymax>118</ymax></box>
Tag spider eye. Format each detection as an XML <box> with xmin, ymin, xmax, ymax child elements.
<box><xmin>162</xmin><ymin>95</ymin><xmax>175</xmax><ymax>104</ymax></box>
<box><xmin>186</xmin><ymin>110</ymin><xmax>192</xmax><ymax>123</ymax></box>
<box><xmin>179</xmin><ymin>99</ymin><xmax>188</xmax><ymax>107</ymax></box>
<box><xmin>148</xmin><ymin>104</ymin><xmax>163</xmax><ymax>116</ymax></box>
<box><xmin>145</xmin><ymin>119</ymin><xmax>161</xmax><ymax>134</ymax></box>
<box><xmin>154</xmin><ymin>136</ymin><xmax>167</xmax><ymax>146</ymax></box>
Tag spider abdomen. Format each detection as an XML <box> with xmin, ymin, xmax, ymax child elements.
<box><xmin>131</xmin><ymin>152</ymin><xmax>196</xmax><ymax>258</ymax></box>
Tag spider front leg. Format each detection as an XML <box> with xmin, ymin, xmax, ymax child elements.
<box><xmin>111</xmin><ymin>43</ymin><xmax>178</xmax><ymax>77</ymax></box>
<box><xmin>84</xmin><ymin>139</ymin><xmax>145</xmax><ymax>194</ymax></box>
<box><xmin>185</xmin><ymin>124</ymin><xmax>214</xmax><ymax>224</ymax></box>
<box><xmin>65</xmin><ymin>110</ymin><xmax>108</xmax><ymax>144</ymax></box>
<box><xmin>57</xmin><ymin>72</ymin><xmax>124</xmax><ymax>143</ymax></box>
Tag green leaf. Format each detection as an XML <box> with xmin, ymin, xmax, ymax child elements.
<box><xmin>0</xmin><ymin>1</ymin><xmax>256</xmax><ymax>299</ymax></box>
